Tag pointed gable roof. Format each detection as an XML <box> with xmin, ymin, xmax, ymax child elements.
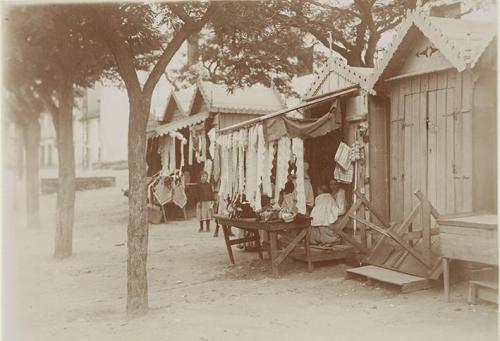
<box><xmin>303</xmin><ymin>57</ymin><xmax>374</xmax><ymax>99</ymax></box>
<box><xmin>368</xmin><ymin>10</ymin><xmax>497</xmax><ymax>89</ymax></box>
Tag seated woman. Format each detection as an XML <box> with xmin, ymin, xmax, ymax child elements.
<box><xmin>309</xmin><ymin>184</ymin><xmax>340</xmax><ymax>245</ymax></box>
<box><xmin>329</xmin><ymin>179</ymin><xmax>346</xmax><ymax>216</ymax></box>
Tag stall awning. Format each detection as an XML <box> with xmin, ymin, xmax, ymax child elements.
<box><xmin>265</xmin><ymin>110</ymin><xmax>341</xmax><ymax>141</ymax></box>
<box><xmin>217</xmin><ymin>85</ymin><xmax>358</xmax><ymax>136</ymax></box>
<box><xmin>150</xmin><ymin>112</ymin><xmax>209</xmax><ymax>138</ymax></box>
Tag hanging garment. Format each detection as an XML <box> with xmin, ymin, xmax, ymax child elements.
<box><xmin>335</xmin><ymin>142</ymin><xmax>352</xmax><ymax>170</ymax></box>
<box><xmin>226</xmin><ymin>134</ymin><xmax>234</xmax><ymax>200</ymax></box>
<box><xmin>208</xmin><ymin>128</ymin><xmax>216</xmax><ymax>160</ymax></box>
<box><xmin>334</xmin><ymin>163</ymin><xmax>353</xmax><ymax>184</ymax></box>
<box><xmin>167</xmin><ymin>135</ymin><xmax>175</xmax><ymax>174</ymax></box>
<box><xmin>159</xmin><ymin>136</ymin><xmax>171</xmax><ymax>176</ymax></box>
<box><xmin>238</xmin><ymin>129</ymin><xmax>246</xmax><ymax>195</ymax></box>
<box><xmin>201</xmin><ymin>132</ymin><xmax>207</xmax><ymax>162</ymax></box>
<box><xmin>188</xmin><ymin>132</ymin><xmax>194</xmax><ymax>166</ymax></box>
<box><xmin>274</xmin><ymin>136</ymin><xmax>291</xmax><ymax>202</ymax></box>
<box><xmin>180</xmin><ymin>139</ymin><xmax>186</xmax><ymax>169</ymax></box>
<box><xmin>245</xmin><ymin>126</ymin><xmax>258</xmax><ymax>207</ymax></box>
<box><xmin>262</xmin><ymin>141</ymin><xmax>274</xmax><ymax>197</ymax></box>
<box><xmin>172</xmin><ymin>180</ymin><xmax>187</xmax><ymax>209</ymax></box>
<box><xmin>153</xmin><ymin>177</ymin><xmax>173</xmax><ymax>205</ymax></box>
<box><xmin>254</xmin><ymin>124</ymin><xmax>266</xmax><ymax>211</ymax></box>
<box><xmin>232</xmin><ymin>132</ymin><xmax>239</xmax><ymax>196</ymax></box>
<box><xmin>292</xmin><ymin>137</ymin><xmax>306</xmax><ymax>215</ymax></box>
<box><xmin>213</xmin><ymin>144</ymin><xmax>221</xmax><ymax>183</ymax></box>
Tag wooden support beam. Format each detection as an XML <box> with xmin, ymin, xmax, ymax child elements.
<box><xmin>355</xmin><ymin>216</ymin><xmax>432</xmax><ymax>268</ymax></box>
<box><xmin>354</xmin><ymin>189</ymin><xmax>391</xmax><ymax>228</ymax></box>
<box><xmin>403</xmin><ymin>228</ymin><xmax>439</xmax><ymax>241</ymax></box>
<box><xmin>415</xmin><ymin>190</ymin><xmax>440</xmax><ymax>219</ymax></box>
<box><xmin>272</xmin><ymin>228</ymin><xmax>308</xmax><ymax>266</ymax></box>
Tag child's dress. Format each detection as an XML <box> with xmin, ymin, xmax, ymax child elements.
<box><xmin>196</xmin><ymin>182</ymin><xmax>213</xmax><ymax>221</ymax></box>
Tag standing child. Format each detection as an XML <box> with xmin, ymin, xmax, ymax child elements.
<box><xmin>195</xmin><ymin>171</ymin><xmax>213</xmax><ymax>232</ymax></box>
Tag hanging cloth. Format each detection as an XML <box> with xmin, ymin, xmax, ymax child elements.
<box><xmin>292</xmin><ymin>137</ymin><xmax>306</xmax><ymax>215</ymax></box>
<box><xmin>232</xmin><ymin>132</ymin><xmax>239</xmax><ymax>196</ymax></box>
<box><xmin>265</xmin><ymin>111</ymin><xmax>341</xmax><ymax>142</ymax></box>
<box><xmin>245</xmin><ymin>126</ymin><xmax>258</xmax><ymax>207</ymax></box>
<box><xmin>334</xmin><ymin>142</ymin><xmax>352</xmax><ymax>170</ymax></box>
<box><xmin>208</xmin><ymin>128</ymin><xmax>216</xmax><ymax>160</ymax></box>
<box><xmin>172</xmin><ymin>177</ymin><xmax>187</xmax><ymax>208</ymax></box>
<box><xmin>262</xmin><ymin>141</ymin><xmax>274</xmax><ymax>197</ymax></box>
<box><xmin>180</xmin><ymin>140</ymin><xmax>186</xmax><ymax>169</ymax></box>
<box><xmin>169</xmin><ymin>135</ymin><xmax>176</xmax><ymax>174</ymax></box>
<box><xmin>254</xmin><ymin>124</ymin><xmax>266</xmax><ymax>211</ymax></box>
<box><xmin>159</xmin><ymin>136</ymin><xmax>171</xmax><ymax>176</ymax></box>
<box><xmin>238</xmin><ymin>129</ymin><xmax>246</xmax><ymax>195</ymax></box>
<box><xmin>213</xmin><ymin>144</ymin><xmax>221</xmax><ymax>183</ymax></box>
<box><xmin>188</xmin><ymin>131</ymin><xmax>194</xmax><ymax>166</ymax></box>
<box><xmin>274</xmin><ymin>136</ymin><xmax>291</xmax><ymax>202</ymax></box>
<box><xmin>200</xmin><ymin>132</ymin><xmax>207</xmax><ymax>162</ymax></box>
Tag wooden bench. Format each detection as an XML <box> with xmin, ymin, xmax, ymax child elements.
<box><xmin>468</xmin><ymin>280</ymin><xmax>498</xmax><ymax>304</ymax></box>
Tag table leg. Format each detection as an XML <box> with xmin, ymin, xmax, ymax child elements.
<box><xmin>269</xmin><ymin>231</ymin><xmax>279</xmax><ymax>277</ymax></box>
<box><xmin>443</xmin><ymin>257</ymin><xmax>450</xmax><ymax>302</ymax></box>
<box><xmin>305</xmin><ymin>226</ymin><xmax>313</xmax><ymax>272</ymax></box>
<box><xmin>222</xmin><ymin>225</ymin><xmax>235</xmax><ymax>265</ymax></box>
<box><xmin>254</xmin><ymin>231</ymin><xmax>263</xmax><ymax>260</ymax></box>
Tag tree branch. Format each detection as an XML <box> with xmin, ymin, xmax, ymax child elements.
<box><xmin>143</xmin><ymin>2</ymin><xmax>218</xmax><ymax>98</ymax></box>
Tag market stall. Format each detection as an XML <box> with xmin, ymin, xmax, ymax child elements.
<box><xmin>214</xmin><ymin>61</ymin><xmax>376</xmax><ymax>272</ymax></box>
<box><xmin>145</xmin><ymin>81</ymin><xmax>285</xmax><ymax>222</ymax></box>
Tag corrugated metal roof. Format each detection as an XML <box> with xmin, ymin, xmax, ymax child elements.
<box><xmin>303</xmin><ymin>57</ymin><xmax>374</xmax><ymax>99</ymax></box>
<box><xmin>368</xmin><ymin>10</ymin><xmax>497</xmax><ymax>89</ymax></box>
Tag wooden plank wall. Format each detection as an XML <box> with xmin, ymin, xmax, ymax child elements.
<box><xmin>217</xmin><ymin>113</ymin><xmax>263</xmax><ymax>130</ymax></box>
<box><xmin>388</xmin><ymin>69</ymin><xmax>472</xmax><ymax>223</ymax></box>
<box><xmin>472</xmin><ymin>71</ymin><xmax>497</xmax><ymax>213</ymax></box>
<box><xmin>368</xmin><ymin>96</ymin><xmax>390</xmax><ymax>223</ymax></box>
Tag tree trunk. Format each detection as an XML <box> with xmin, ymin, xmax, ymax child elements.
<box><xmin>23</xmin><ymin>119</ymin><xmax>41</xmax><ymax>228</ymax></box>
<box><xmin>126</xmin><ymin>91</ymin><xmax>150</xmax><ymax>315</ymax></box>
<box><xmin>54</xmin><ymin>79</ymin><xmax>75</xmax><ymax>258</ymax></box>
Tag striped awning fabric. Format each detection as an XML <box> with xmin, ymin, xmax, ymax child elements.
<box><xmin>151</xmin><ymin>112</ymin><xmax>209</xmax><ymax>138</ymax></box>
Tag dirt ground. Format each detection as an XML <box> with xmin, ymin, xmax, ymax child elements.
<box><xmin>4</xmin><ymin>171</ymin><xmax>498</xmax><ymax>341</ymax></box>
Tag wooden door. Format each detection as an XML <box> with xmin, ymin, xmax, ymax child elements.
<box><xmin>389</xmin><ymin>71</ymin><xmax>472</xmax><ymax>223</ymax></box>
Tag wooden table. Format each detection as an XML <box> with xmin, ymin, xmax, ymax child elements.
<box><xmin>438</xmin><ymin>213</ymin><xmax>498</xmax><ymax>302</ymax></box>
<box><xmin>214</xmin><ymin>215</ymin><xmax>312</xmax><ymax>277</ymax></box>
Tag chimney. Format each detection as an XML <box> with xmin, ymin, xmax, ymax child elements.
<box><xmin>187</xmin><ymin>34</ymin><xmax>200</xmax><ymax>67</ymax></box>
<box><xmin>429</xmin><ymin>2</ymin><xmax>462</xmax><ymax>18</ymax></box>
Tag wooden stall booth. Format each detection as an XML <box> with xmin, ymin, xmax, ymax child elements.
<box><xmin>146</xmin><ymin>81</ymin><xmax>285</xmax><ymax>221</ymax></box>
<box><xmin>213</xmin><ymin>62</ymin><xmax>382</xmax><ymax>275</ymax></box>
<box><xmin>363</xmin><ymin>10</ymin><xmax>497</xmax><ymax>297</ymax></box>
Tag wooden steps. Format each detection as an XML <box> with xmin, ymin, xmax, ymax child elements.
<box><xmin>345</xmin><ymin>265</ymin><xmax>434</xmax><ymax>293</ymax></box>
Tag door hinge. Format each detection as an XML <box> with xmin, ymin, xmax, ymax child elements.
<box><xmin>452</xmin><ymin>163</ymin><xmax>457</xmax><ymax>174</ymax></box>
<box><xmin>402</xmin><ymin>122</ymin><xmax>414</xmax><ymax>129</ymax></box>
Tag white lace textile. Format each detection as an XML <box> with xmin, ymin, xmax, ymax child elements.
<box><xmin>292</xmin><ymin>137</ymin><xmax>306</xmax><ymax>214</ymax></box>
